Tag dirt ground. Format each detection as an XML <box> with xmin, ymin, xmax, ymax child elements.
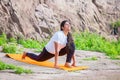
<box><xmin>0</xmin><ymin>50</ymin><xmax>120</xmax><ymax>80</ymax></box>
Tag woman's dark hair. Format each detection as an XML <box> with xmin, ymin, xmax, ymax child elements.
<box><xmin>60</xmin><ymin>20</ymin><xmax>74</xmax><ymax>53</ymax></box>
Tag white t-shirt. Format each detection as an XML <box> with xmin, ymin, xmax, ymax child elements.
<box><xmin>45</xmin><ymin>31</ymin><xmax>67</xmax><ymax>54</ymax></box>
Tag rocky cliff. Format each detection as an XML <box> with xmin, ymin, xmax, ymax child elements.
<box><xmin>0</xmin><ymin>0</ymin><xmax>120</xmax><ymax>40</ymax></box>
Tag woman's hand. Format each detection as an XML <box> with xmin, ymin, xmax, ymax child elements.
<box><xmin>54</xmin><ymin>42</ymin><xmax>60</xmax><ymax>69</ymax></box>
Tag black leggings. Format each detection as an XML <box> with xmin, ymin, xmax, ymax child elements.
<box><xmin>26</xmin><ymin>43</ymin><xmax>75</xmax><ymax>63</ymax></box>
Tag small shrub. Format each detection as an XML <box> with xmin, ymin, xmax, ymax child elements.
<box><xmin>18</xmin><ymin>38</ymin><xmax>47</xmax><ymax>52</ymax></box>
<box><xmin>83</xmin><ymin>56</ymin><xmax>98</xmax><ymax>61</ymax></box>
<box><xmin>15</xmin><ymin>67</ymin><xmax>32</xmax><ymax>74</ymax></box>
<box><xmin>36</xmin><ymin>41</ymin><xmax>47</xmax><ymax>52</ymax></box>
<box><xmin>9</xmin><ymin>38</ymin><xmax>17</xmax><ymax>43</ymax></box>
<box><xmin>6</xmin><ymin>64</ymin><xmax>16</xmax><ymax>69</ymax></box>
<box><xmin>2</xmin><ymin>43</ymin><xmax>17</xmax><ymax>53</ymax></box>
<box><xmin>74</xmin><ymin>32</ymin><xmax>120</xmax><ymax>59</ymax></box>
<box><xmin>0</xmin><ymin>33</ymin><xmax>7</xmax><ymax>46</ymax></box>
<box><xmin>18</xmin><ymin>39</ymin><xmax>41</xmax><ymax>48</ymax></box>
<box><xmin>0</xmin><ymin>61</ymin><xmax>7</xmax><ymax>70</ymax></box>
<box><xmin>0</xmin><ymin>61</ymin><xmax>32</xmax><ymax>74</ymax></box>
<box><xmin>111</xmin><ymin>20</ymin><xmax>120</xmax><ymax>28</ymax></box>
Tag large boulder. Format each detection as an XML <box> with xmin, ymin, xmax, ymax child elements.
<box><xmin>0</xmin><ymin>0</ymin><xmax>120</xmax><ymax>40</ymax></box>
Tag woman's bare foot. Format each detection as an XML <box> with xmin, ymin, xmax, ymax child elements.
<box><xmin>64</xmin><ymin>62</ymin><xmax>73</xmax><ymax>68</ymax></box>
<box><xmin>54</xmin><ymin>65</ymin><xmax>61</xmax><ymax>69</ymax></box>
<box><xmin>71</xmin><ymin>63</ymin><xmax>77</xmax><ymax>67</ymax></box>
<box><xmin>22</xmin><ymin>52</ymin><xmax>27</xmax><ymax>59</ymax></box>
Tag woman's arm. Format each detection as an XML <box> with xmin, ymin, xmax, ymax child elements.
<box><xmin>54</xmin><ymin>42</ymin><xmax>60</xmax><ymax>68</ymax></box>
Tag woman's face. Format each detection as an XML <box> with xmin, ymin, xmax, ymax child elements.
<box><xmin>62</xmin><ymin>22</ymin><xmax>71</xmax><ymax>32</ymax></box>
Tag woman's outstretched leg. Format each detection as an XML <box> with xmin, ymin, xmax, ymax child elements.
<box><xmin>22</xmin><ymin>52</ymin><xmax>40</xmax><ymax>61</ymax></box>
<box><xmin>22</xmin><ymin>48</ymin><xmax>54</xmax><ymax>61</ymax></box>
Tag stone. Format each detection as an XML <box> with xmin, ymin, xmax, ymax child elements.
<box><xmin>0</xmin><ymin>0</ymin><xmax>120</xmax><ymax>40</ymax></box>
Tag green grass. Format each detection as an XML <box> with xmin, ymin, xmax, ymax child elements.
<box><xmin>2</xmin><ymin>43</ymin><xmax>18</xmax><ymax>53</ymax></box>
<box><xmin>83</xmin><ymin>56</ymin><xmax>98</xmax><ymax>61</ymax></box>
<box><xmin>0</xmin><ymin>33</ymin><xmax>7</xmax><ymax>46</ymax></box>
<box><xmin>18</xmin><ymin>38</ymin><xmax>47</xmax><ymax>52</ymax></box>
<box><xmin>115</xmin><ymin>62</ymin><xmax>120</xmax><ymax>66</ymax></box>
<box><xmin>35</xmin><ymin>41</ymin><xmax>48</xmax><ymax>52</ymax></box>
<box><xmin>0</xmin><ymin>34</ymin><xmax>23</xmax><ymax>53</ymax></box>
<box><xmin>111</xmin><ymin>20</ymin><xmax>120</xmax><ymax>28</ymax></box>
<box><xmin>0</xmin><ymin>33</ymin><xmax>47</xmax><ymax>53</ymax></box>
<box><xmin>74</xmin><ymin>32</ymin><xmax>120</xmax><ymax>59</ymax></box>
<box><xmin>0</xmin><ymin>61</ymin><xmax>32</xmax><ymax>74</ymax></box>
<box><xmin>0</xmin><ymin>32</ymin><xmax>120</xmax><ymax>59</ymax></box>
<box><xmin>9</xmin><ymin>37</ymin><xmax>17</xmax><ymax>43</ymax></box>
<box><xmin>15</xmin><ymin>67</ymin><xmax>33</xmax><ymax>74</ymax></box>
<box><xmin>18</xmin><ymin>39</ymin><xmax>41</xmax><ymax>48</ymax></box>
<box><xmin>2</xmin><ymin>42</ymin><xmax>24</xmax><ymax>53</ymax></box>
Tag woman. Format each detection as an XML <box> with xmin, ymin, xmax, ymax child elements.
<box><xmin>22</xmin><ymin>20</ymin><xmax>76</xmax><ymax>68</ymax></box>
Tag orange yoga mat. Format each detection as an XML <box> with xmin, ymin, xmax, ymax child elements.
<box><xmin>6</xmin><ymin>54</ymin><xmax>88</xmax><ymax>71</ymax></box>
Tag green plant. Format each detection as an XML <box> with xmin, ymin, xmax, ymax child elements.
<box><xmin>115</xmin><ymin>62</ymin><xmax>120</xmax><ymax>66</ymax></box>
<box><xmin>74</xmin><ymin>32</ymin><xmax>120</xmax><ymax>59</ymax></box>
<box><xmin>15</xmin><ymin>67</ymin><xmax>32</xmax><ymax>74</ymax></box>
<box><xmin>0</xmin><ymin>61</ymin><xmax>7</xmax><ymax>70</ymax></box>
<box><xmin>6</xmin><ymin>64</ymin><xmax>16</xmax><ymax>69</ymax></box>
<box><xmin>83</xmin><ymin>56</ymin><xmax>98</xmax><ymax>61</ymax></box>
<box><xmin>2</xmin><ymin>43</ymin><xmax>18</xmax><ymax>53</ymax></box>
<box><xmin>18</xmin><ymin>39</ymin><xmax>41</xmax><ymax>48</ymax></box>
<box><xmin>36</xmin><ymin>41</ymin><xmax>48</xmax><ymax>52</ymax></box>
<box><xmin>18</xmin><ymin>38</ymin><xmax>47</xmax><ymax>52</ymax></box>
<box><xmin>16</xmin><ymin>46</ymin><xmax>24</xmax><ymax>54</ymax></box>
<box><xmin>111</xmin><ymin>20</ymin><xmax>120</xmax><ymax>28</ymax></box>
<box><xmin>0</xmin><ymin>61</ymin><xmax>32</xmax><ymax>74</ymax></box>
<box><xmin>9</xmin><ymin>37</ymin><xmax>17</xmax><ymax>43</ymax></box>
<box><xmin>0</xmin><ymin>33</ymin><xmax>7</xmax><ymax>46</ymax></box>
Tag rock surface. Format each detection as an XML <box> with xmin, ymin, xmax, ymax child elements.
<box><xmin>0</xmin><ymin>0</ymin><xmax>120</xmax><ymax>40</ymax></box>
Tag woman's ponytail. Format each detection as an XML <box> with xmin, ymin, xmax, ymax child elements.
<box><xmin>60</xmin><ymin>20</ymin><xmax>74</xmax><ymax>53</ymax></box>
